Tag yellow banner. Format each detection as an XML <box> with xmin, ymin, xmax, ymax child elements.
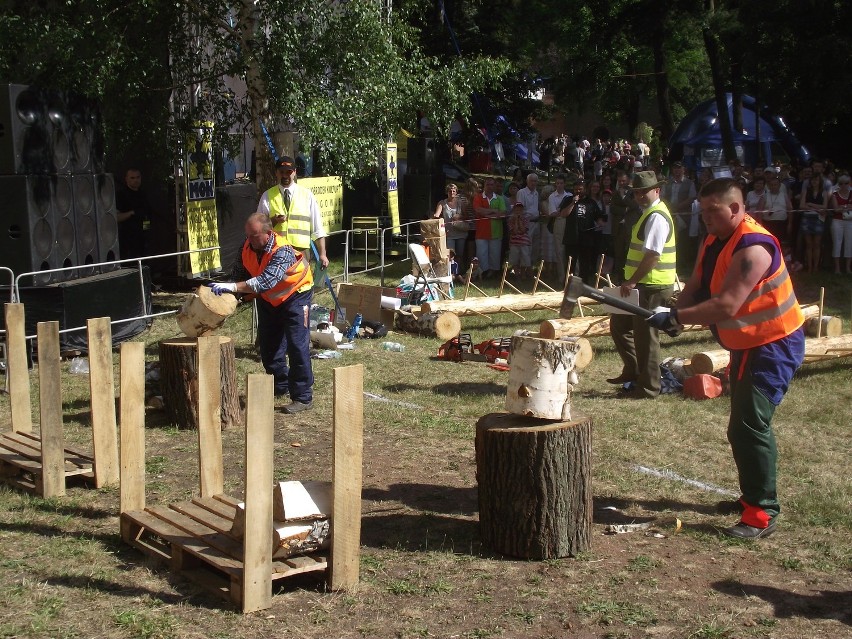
<box><xmin>186</xmin><ymin>199</ymin><xmax>221</xmax><ymax>274</ymax></box>
<box><xmin>300</xmin><ymin>176</ymin><xmax>343</xmax><ymax>233</ymax></box>
<box><xmin>386</xmin><ymin>143</ymin><xmax>400</xmax><ymax>231</ymax></box>
<box><xmin>185</xmin><ymin>122</ymin><xmax>220</xmax><ymax>274</ymax></box>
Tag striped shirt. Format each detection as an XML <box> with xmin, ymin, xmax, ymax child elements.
<box><xmin>231</xmin><ymin>232</ymin><xmax>298</xmax><ymax>293</ymax></box>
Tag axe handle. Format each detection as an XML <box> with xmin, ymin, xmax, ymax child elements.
<box><xmin>578</xmin><ymin>283</ymin><xmax>655</xmax><ymax>318</ymax></box>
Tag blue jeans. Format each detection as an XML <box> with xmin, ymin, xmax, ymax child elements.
<box><xmin>256</xmin><ymin>288</ymin><xmax>314</xmax><ymax>402</ymax></box>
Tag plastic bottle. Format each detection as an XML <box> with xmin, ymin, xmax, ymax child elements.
<box><xmin>380</xmin><ymin>341</ymin><xmax>405</xmax><ymax>352</ymax></box>
<box><xmin>345</xmin><ymin>313</ymin><xmax>362</xmax><ymax>340</ymax></box>
<box><xmin>315</xmin><ymin>350</ymin><xmax>342</xmax><ymax>359</ymax></box>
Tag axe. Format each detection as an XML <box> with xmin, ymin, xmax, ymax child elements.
<box><xmin>559</xmin><ymin>276</ymin><xmax>682</xmax><ymax>337</ymax></box>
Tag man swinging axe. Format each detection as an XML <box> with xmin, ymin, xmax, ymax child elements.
<box><xmin>643</xmin><ymin>179</ymin><xmax>805</xmax><ymax>540</ymax></box>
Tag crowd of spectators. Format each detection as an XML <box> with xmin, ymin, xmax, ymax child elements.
<box><xmin>441</xmin><ymin>134</ymin><xmax>852</xmax><ymax>283</ymax></box>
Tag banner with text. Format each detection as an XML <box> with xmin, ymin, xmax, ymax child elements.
<box><xmin>300</xmin><ymin>176</ymin><xmax>343</xmax><ymax>233</ymax></box>
<box><xmin>185</xmin><ymin>123</ymin><xmax>220</xmax><ymax>275</ymax></box>
<box><xmin>386</xmin><ymin>142</ymin><xmax>400</xmax><ymax>231</ymax></box>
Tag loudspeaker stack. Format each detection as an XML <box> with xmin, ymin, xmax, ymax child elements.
<box><xmin>0</xmin><ymin>84</ymin><xmax>119</xmax><ymax>284</ymax></box>
<box><xmin>402</xmin><ymin>137</ymin><xmax>445</xmax><ymax>221</ymax></box>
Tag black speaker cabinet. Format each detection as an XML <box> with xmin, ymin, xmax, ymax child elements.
<box><xmin>52</xmin><ymin>175</ymin><xmax>78</xmax><ymax>273</ymax></box>
<box><xmin>0</xmin><ymin>84</ymin><xmax>53</xmax><ymax>174</ymax></box>
<box><xmin>402</xmin><ymin>173</ymin><xmax>445</xmax><ymax>221</ymax></box>
<box><xmin>94</xmin><ymin>173</ymin><xmax>120</xmax><ymax>266</ymax></box>
<box><xmin>65</xmin><ymin>91</ymin><xmax>104</xmax><ymax>173</ymax></box>
<box><xmin>0</xmin><ymin>175</ymin><xmax>68</xmax><ymax>284</ymax></box>
<box><xmin>72</xmin><ymin>173</ymin><xmax>99</xmax><ymax>275</ymax></box>
<box><xmin>6</xmin><ymin>266</ymin><xmax>152</xmax><ymax>353</ymax></box>
<box><xmin>407</xmin><ymin>137</ymin><xmax>438</xmax><ymax>175</ymax></box>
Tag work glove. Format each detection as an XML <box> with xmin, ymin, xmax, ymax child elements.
<box><xmin>210</xmin><ymin>282</ymin><xmax>237</xmax><ymax>296</ymax></box>
<box><xmin>647</xmin><ymin>307</ymin><xmax>683</xmax><ymax>337</ymax></box>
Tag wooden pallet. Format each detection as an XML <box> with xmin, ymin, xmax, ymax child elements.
<box><xmin>120</xmin><ymin>494</ymin><xmax>328</xmax><ymax>607</ymax></box>
<box><xmin>0</xmin><ymin>431</ymin><xmax>94</xmax><ymax>493</ymax></box>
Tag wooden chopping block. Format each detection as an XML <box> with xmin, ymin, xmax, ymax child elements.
<box><xmin>176</xmin><ymin>285</ymin><xmax>238</xmax><ymax>337</ymax></box>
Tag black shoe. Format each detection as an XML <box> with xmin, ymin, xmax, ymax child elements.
<box><xmin>722</xmin><ymin>519</ymin><xmax>777</xmax><ymax>540</ymax></box>
<box><xmin>607</xmin><ymin>374</ymin><xmax>636</xmax><ymax>385</ymax></box>
<box><xmin>282</xmin><ymin>400</ymin><xmax>313</xmax><ymax>414</ymax></box>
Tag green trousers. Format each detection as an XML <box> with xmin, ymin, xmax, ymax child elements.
<box><xmin>728</xmin><ymin>353</ymin><xmax>779</xmax><ymax>525</ymax></box>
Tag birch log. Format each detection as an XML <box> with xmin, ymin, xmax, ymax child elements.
<box><xmin>421</xmin><ymin>292</ymin><xmax>600</xmax><ymax>316</ymax></box>
<box><xmin>513</xmin><ymin>331</ymin><xmax>594</xmax><ymax>371</ymax></box>
<box><xmin>176</xmin><ymin>285</ymin><xmax>238</xmax><ymax>337</ymax></box>
<box><xmin>395</xmin><ymin>307</ymin><xmax>461</xmax><ymax>340</ymax></box>
<box><xmin>505</xmin><ymin>335</ymin><xmax>581</xmax><ymax>420</ymax></box>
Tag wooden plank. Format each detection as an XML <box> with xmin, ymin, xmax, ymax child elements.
<box><xmin>197</xmin><ymin>336</ymin><xmax>223</xmax><ymax>498</ymax></box>
<box><xmin>0</xmin><ymin>443</ymin><xmax>44</xmax><ymax>472</ymax></box>
<box><xmin>4</xmin><ymin>304</ymin><xmax>32</xmax><ymax>433</ymax></box>
<box><xmin>10</xmin><ymin>430</ymin><xmax>93</xmax><ymax>464</ymax></box>
<box><xmin>213</xmin><ymin>493</ymin><xmax>241</xmax><ymax>508</ymax></box>
<box><xmin>241</xmin><ymin>373</ymin><xmax>274</xmax><ymax>613</ymax></box>
<box><xmin>143</xmin><ymin>506</ymin><xmax>244</xmax><ymax>571</ymax></box>
<box><xmin>330</xmin><ymin>365</ymin><xmax>364</xmax><ymax>591</ymax></box>
<box><xmin>271</xmin><ymin>554</ymin><xmax>328</xmax><ymax>578</ymax></box>
<box><xmin>170</xmin><ymin>500</ymin><xmax>235</xmax><ymax>537</ymax></box>
<box><xmin>1</xmin><ymin>432</ymin><xmax>92</xmax><ymax>471</ymax></box>
<box><xmin>122</xmin><ymin>509</ymin><xmax>241</xmax><ymax>576</ymax></box>
<box><xmin>194</xmin><ymin>496</ymin><xmax>237</xmax><ymax>521</ymax></box>
<box><xmin>37</xmin><ymin>322</ymin><xmax>65</xmax><ymax>498</ymax></box>
<box><xmin>87</xmin><ymin>317</ymin><xmax>119</xmax><ymax>487</ymax></box>
<box><xmin>120</xmin><ymin>342</ymin><xmax>146</xmax><ymax>514</ymax></box>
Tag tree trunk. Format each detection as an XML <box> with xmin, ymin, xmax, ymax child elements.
<box><xmin>158</xmin><ymin>337</ymin><xmax>241</xmax><ymax>430</ymax></box>
<box><xmin>690</xmin><ymin>334</ymin><xmax>852</xmax><ymax>374</ymax></box>
<box><xmin>394</xmin><ymin>308</ymin><xmax>461</xmax><ymax>340</ymax></box>
<box><xmin>651</xmin><ymin>28</ymin><xmax>675</xmax><ymax>142</ymax></box>
<box><xmin>475</xmin><ymin>412</ymin><xmax>592</xmax><ymax>559</ymax></box>
<box><xmin>703</xmin><ymin>21</ymin><xmax>737</xmax><ymax>163</ymax></box>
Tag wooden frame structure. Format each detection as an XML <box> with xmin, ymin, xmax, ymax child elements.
<box><xmin>119</xmin><ymin>336</ymin><xmax>363</xmax><ymax>613</ymax></box>
<box><xmin>0</xmin><ymin>304</ymin><xmax>119</xmax><ymax>496</ymax></box>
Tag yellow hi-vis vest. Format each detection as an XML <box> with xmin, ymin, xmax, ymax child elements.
<box><xmin>624</xmin><ymin>202</ymin><xmax>677</xmax><ymax>285</ymax></box>
<box><xmin>266</xmin><ymin>185</ymin><xmax>313</xmax><ymax>251</ymax></box>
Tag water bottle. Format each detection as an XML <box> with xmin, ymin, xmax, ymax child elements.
<box><xmin>345</xmin><ymin>313</ymin><xmax>362</xmax><ymax>340</ymax></box>
<box><xmin>380</xmin><ymin>341</ymin><xmax>405</xmax><ymax>352</ymax></box>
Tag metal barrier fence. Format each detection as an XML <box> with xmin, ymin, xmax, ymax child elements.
<box><xmin>335</xmin><ymin>219</ymin><xmax>421</xmax><ymax>287</ymax></box>
<box><xmin>12</xmin><ymin>248</ymin><xmax>220</xmax><ymax>340</ymax></box>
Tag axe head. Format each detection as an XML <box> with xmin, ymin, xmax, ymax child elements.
<box><xmin>559</xmin><ymin>276</ymin><xmax>586</xmax><ymax>319</ymax></box>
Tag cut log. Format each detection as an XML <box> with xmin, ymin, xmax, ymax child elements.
<box><xmin>539</xmin><ymin>303</ymin><xmax>822</xmax><ymax>340</ymax></box>
<box><xmin>513</xmin><ymin>331</ymin><xmax>593</xmax><ymax>371</ymax></box>
<box><xmin>394</xmin><ymin>307</ymin><xmax>461</xmax><ymax>340</ymax></box>
<box><xmin>158</xmin><ymin>336</ymin><xmax>241</xmax><ymax>430</ymax></box>
<box><xmin>175</xmin><ymin>285</ymin><xmax>238</xmax><ymax>337</ymax></box>
<box><xmin>505</xmin><ymin>335</ymin><xmax>581</xmax><ymax>420</ymax></box>
<box><xmin>422</xmin><ymin>292</ymin><xmax>600</xmax><ymax>316</ymax></box>
<box><xmin>805</xmin><ymin>315</ymin><xmax>842</xmax><ymax>338</ymax></box>
<box><xmin>690</xmin><ymin>334</ymin><xmax>852</xmax><ymax>374</ymax></box>
<box><xmin>475</xmin><ymin>412</ymin><xmax>592</xmax><ymax>559</ymax></box>
<box><xmin>273</xmin><ymin>480</ymin><xmax>332</xmax><ymax>521</ymax></box>
<box><xmin>230</xmin><ymin>501</ymin><xmax>330</xmax><ymax>559</ymax></box>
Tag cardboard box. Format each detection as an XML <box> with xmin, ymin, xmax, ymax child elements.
<box><xmin>419</xmin><ymin>218</ymin><xmax>446</xmax><ymax>239</ymax></box>
<box><xmin>334</xmin><ymin>283</ymin><xmax>398</xmax><ymax>329</ymax></box>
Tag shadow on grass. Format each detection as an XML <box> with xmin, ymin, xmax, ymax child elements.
<box><xmin>363</xmin><ymin>483</ymin><xmax>477</xmax><ymax>516</ymax></box>
<box><xmin>712</xmin><ymin>579</ymin><xmax>852</xmax><ymax>626</ymax></box>
<box><xmin>361</xmin><ymin>511</ymin><xmax>480</xmax><ymax>554</ymax></box>
<box><xmin>39</xmin><ymin>572</ymin><xmax>185</xmax><ymax>605</ymax></box>
<box><xmin>594</xmin><ymin>495</ymin><xmax>742</xmax><ymax>518</ymax></box>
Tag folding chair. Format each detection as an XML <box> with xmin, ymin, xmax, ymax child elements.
<box><xmin>408</xmin><ymin>243</ymin><xmax>453</xmax><ymax>302</ymax></box>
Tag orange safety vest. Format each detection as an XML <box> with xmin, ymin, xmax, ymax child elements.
<box><xmin>241</xmin><ymin>233</ymin><xmax>313</xmax><ymax>306</ymax></box>
<box><xmin>699</xmin><ymin>216</ymin><xmax>804</xmax><ymax>350</ymax></box>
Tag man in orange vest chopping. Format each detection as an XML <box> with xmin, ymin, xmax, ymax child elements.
<box><xmin>647</xmin><ymin>178</ymin><xmax>805</xmax><ymax>539</ymax></box>
<box><xmin>211</xmin><ymin>212</ymin><xmax>315</xmax><ymax>414</ymax></box>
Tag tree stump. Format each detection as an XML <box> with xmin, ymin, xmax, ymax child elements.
<box><xmin>159</xmin><ymin>336</ymin><xmax>241</xmax><ymax>430</ymax></box>
<box><xmin>475</xmin><ymin>412</ymin><xmax>592</xmax><ymax>559</ymax></box>
<box><xmin>394</xmin><ymin>307</ymin><xmax>461</xmax><ymax>340</ymax></box>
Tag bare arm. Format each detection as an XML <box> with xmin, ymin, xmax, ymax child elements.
<box><xmin>433</xmin><ymin>201</ymin><xmax>444</xmax><ymax>219</ymax></box>
<box><xmin>676</xmin><ymin>243</ymin><xmax>772</xmax><ymax>326</ymax></box>
<box><xmin>315</xmin><ymin>236</ymin><xmax>328</xmax><ymax>269</ymax></box>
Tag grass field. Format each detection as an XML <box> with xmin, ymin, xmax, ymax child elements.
<box><xmin>0</xmin><ymin>260</ymin><xmax>849</xmax><ymax>638</ymax></box>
